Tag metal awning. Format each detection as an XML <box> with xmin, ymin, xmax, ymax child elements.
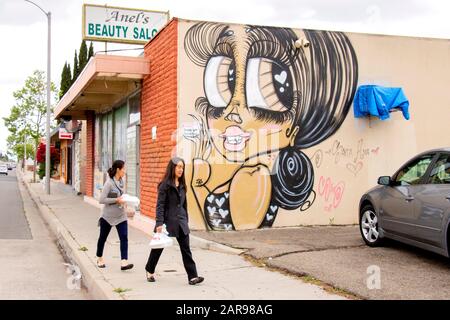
<box><xmin>54</xmin><ymin>54</ymin><xmax>150</xmax><ymax>119</ymax></box>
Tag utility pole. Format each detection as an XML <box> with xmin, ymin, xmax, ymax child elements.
<box><xmin>25</xmin><ymin>0</ymin><xmax>51</xmax><ymax>194</ymax></box>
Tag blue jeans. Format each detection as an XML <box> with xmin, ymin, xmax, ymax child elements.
<box><xmin>96</xmin><ymin>218</ymin><xmax>128</xmax><ymax>260</ymax></box>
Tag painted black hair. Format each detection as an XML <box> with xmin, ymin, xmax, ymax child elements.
<box><xmin>267</xmin><ymin>28</ymin><xmax>358</xmax><ymax>210</ymax></box>
<box><xmin>108</xmin><ymin>160</ymin><xmax>125</xmax><ymax>179</ymax></box>
<box><xmin>271</xmin><ymin>29</ymin><xmax>358</xmax><ymax>209</ymax></box>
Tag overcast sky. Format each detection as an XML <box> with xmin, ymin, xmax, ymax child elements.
<box><xmin>1</xmin><ymin>0</ymin><xmax>449</xmax><ymax>155</ymax></box>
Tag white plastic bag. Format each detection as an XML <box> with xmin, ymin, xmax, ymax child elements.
<box><xmin>149</xmin><ymin>224</ymin><xmax>173</xmax><ymax>249</ymax></box>
<box><xmin>121</xmin><ymin>194</ymin><xmax>140</xmax><ymax>209</ymax></box>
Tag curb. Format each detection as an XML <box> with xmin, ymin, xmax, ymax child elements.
<box><xmin>18</xmin><ymin>171</ymin><xmax>122</xmax><ymax>300</ymax></box>
<box><xmin>189</xmin><ymin>235</ymin><xmax>245</xmax><ymax>255</ymax></box>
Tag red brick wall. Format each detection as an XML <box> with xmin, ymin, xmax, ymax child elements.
<box><xmin>140</xmin><ymin>19</ymin><xmax>178</xmax><ymax>218</ymax></box>
<box><xmin>85</xmin><ymin>111</ymin><xmax>95</xmax><ymax>197</ymax></box>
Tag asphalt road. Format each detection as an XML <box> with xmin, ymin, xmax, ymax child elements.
<box><xmin>0</xmin><ymin>170</ymin><xmax>88</xmax><ymax>299</ymax></box>
<box><xmin>194</xmin><ymin>225</ymin><xmax>450</xmax><ymax>299</ymax></box>
<box><xmin>0</xmin><ymin>169</ymin><xmax>31</xmax><ymax>239</ymax></box>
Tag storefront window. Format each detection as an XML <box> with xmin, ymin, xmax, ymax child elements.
<box><xmin>95</xmin><ymin>116</ymin><xmax>101</xmax><ymax>171</ymax></box>
<box><xmin>129</xmin><ymin>93</ymin><xmax>141</xmax><ymax>125</ymax></box>
<box><xmin>113</xmin><ymin>104</ymin><xmax>128</xmax><ymax>162</ymax></box>
<box><xmin>101</xmin><ymin>113</ymin><xmax>113</xmax><ymax>172</ymax></box>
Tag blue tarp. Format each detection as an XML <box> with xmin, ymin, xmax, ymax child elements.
<box><xmin>353</xmin><ymin>85</ymin><xmax>410</xmax><ymax>120</ymax></box>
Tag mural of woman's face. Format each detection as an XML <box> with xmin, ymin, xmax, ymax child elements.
<box><xmin>202</xmin><ymin>26</ymin><xmax>300</xmax><ymax>163</ymax></box>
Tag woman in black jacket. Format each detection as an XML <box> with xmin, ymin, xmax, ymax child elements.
<box><xmin>145</xmin><ymin>157</ymin><xmax>204</xmax><ymax>285</ymax></box>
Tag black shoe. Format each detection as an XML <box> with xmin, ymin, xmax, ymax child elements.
<box><xmin>189</xmin><ymin>276</ymin><xmax>204</xmax><ymax>285</ymax></box>
<box><xmin>146</xmin><ymin>272</ymin><xmax>156</xmax><ymax>282</ymax></box>
<box><xmin>121</xmin><ymin>264</ymin><xmax>134</xmax><ymax>271</ymax></box>
<box><xmin>97</xmin><ymin>259</ymin><xmax>106</xmax><ymax>268</ymax></box>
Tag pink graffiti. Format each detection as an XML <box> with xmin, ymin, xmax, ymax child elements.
<box><xmin>371</xmin><ymin>147</ymin><xmax>380</xmax><ymax>155</ymax></box>
<box><xmin>318</xmin><ymin>176</ymin><xmax>345</xmax><ymax>211</ymax></box>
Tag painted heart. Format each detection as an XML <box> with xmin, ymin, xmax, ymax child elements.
<box><xmin>207</xmin><ymin>195</ymin><xmax>215</xmax><ymax>203</ymax></box>
<box><xmin>346</xmin><ymin>161</ymin><xmax>363</xmax><ymax>176</ymax></box>
<box><xmin>274</xmin><ymin>71</ymin><xmax>287</xmax><ymax>85</ymax></box>
<box><xmin>207</xmin><ymin>206</ymin><xmax>216</xmax><ymax>216</ymax></box>
<box><xmin>219</xmin><ymin>209</ymin><xmax>229</xmax><ymax>218</ymax></box>
<box><xmin>224</xmin><ymin>224</ymin><xmax>233</xmax><ymax>230</ymax></box>
<box><xmin>266</xmin><ymin>214</ymin><xmax>274</xmax><ymax>221</ymax></box>
<box><xmin>224</xmin><ymin>192</ymin><xmax>229</xmax><ymax>199</ymax></box>
<box><xmin>270</xmin><ymin>205</ymin><xmax>278</xmax><ymax>213</ymax></box>
<box><xmin>215</xmin><ymin>197</ymin><xmax>225</xmax><ymax>207</ymax></box>
<box><xmin>228</xmin><ymin>69</ymin><xmax>234</xmax><ymax>75</ymax></box>
<box><xmin>212</xmin><ymin>219</ymin><xmax>221</xmax><ymax>227</ymax></box>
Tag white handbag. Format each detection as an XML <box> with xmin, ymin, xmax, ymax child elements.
<box><xmin>149</xmin><ymin>224</ymin><xmax>173</xmax><ymax>249</ymax></box>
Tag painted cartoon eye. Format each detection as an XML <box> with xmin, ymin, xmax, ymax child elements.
<box><xmin>204</xmin><ymin>56</ymin><xmax>236</xmax><ymax>108</ymax></box>
<box><xmin>246</xmin><ymin>58</ymin><xmax>294</xmax><ymax>112</ymax></box>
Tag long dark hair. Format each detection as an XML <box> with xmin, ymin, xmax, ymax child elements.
<box><xmin>108</xmin><ymin>160</ymin><xmax>125</xmax><ymax>179</ymax></box>
<box><xmin>160</xmin><ymin>157</ymin><xmax>187</xmax><ymax>189</ymax></box>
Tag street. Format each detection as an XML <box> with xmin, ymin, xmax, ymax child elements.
<box><xmin>0</xmin><ymin>170</ymin><xmax>88</xmax><ymax>299</ymax></box>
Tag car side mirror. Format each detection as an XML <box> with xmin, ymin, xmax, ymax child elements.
<box><xmin>378</xmin><ymin>176</ymin><xmax>392</xmax><ymax>186</ymax></box>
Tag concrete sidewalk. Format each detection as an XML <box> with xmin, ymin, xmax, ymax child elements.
<box><xmin>19</xmin><ymin>171</ymin><xmax>345</xmax><ymax>300</ymax></box>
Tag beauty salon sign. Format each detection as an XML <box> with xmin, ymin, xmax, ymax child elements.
<box><xmin>82</xmin><ymin>4</ymin><xmax>169</xmax><ymax>44</ymax></box>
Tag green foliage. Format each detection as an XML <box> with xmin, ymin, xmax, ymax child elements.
<box><xmin>2</xmin><ymin>70</ymin><xmax>57</xmax><ymax>161</ymax></box>
<box><xmin>37</xmin><ymin>152</ymin><xmax>57</xmax><ymax>179</ymax></box>
<box><xmin>72</xmin><ymin>50</ymin><xmax>79</xmax><ymax>84</ymax></box>
<box><xmin>88</xmin><ymin>42</ymin><xmax>94</xmax><ymax>60</ymax></box>
<box><xmin>78</xmin><ymin>40</ymin><xmax>88</xmax><ymax>72</ymax></box>
<box><xmin>59</xmin><ymin>62</ymin><xmax>72</xmax><ymax>99</ymax></box>
<box><xmin>38</xmin><ymin>161</ymin><xmax>45</xmax><ymax>179</ymax></box>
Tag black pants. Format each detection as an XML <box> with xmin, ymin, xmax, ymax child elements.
<box><xmin>96</xmin><ymin>218</ymin><xmax>128</xmax><ymax>260</ymax></box>
<box><xmin>145</xmin><ymin>227</ymin><xmax>198</xmax><ymax>280</ymax></box>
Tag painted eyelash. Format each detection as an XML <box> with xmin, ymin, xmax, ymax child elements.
<box><xmin>207</xmin><ymin>106</ymin><xmax>226</xmax><ymax>119</ymax></box>
<box><xmin>212</xmin><ymin>41</ymin><xmax>234</xmax><ymax>58</ymax></box>
<box><xmin>250</xmin><ymin>107</ymin><xmax>295</xmax><ymax>125</ymax></box>
<box><xmin>195</xmin><ymin>97</ymin><xmax>225</xmax><ymax>119</ymax></box>
<box><xmin>247</xmin><ymin>39</ymin><xmax>294</xmax><ymax>67</ymax></box>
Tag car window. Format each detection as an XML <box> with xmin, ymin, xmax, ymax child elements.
<box><xmin>394</xmin><ymin>154</ymin><xmax>435</xmax><ymax>186</ymax></box>
<box><xmin>428</xmin><ymin>153</ymin><xmax>450</xmax><ymax>184</ymax></box>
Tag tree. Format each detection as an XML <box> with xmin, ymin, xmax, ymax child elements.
<box><xmin>78</xmin><ymin>40</ymin><xmax>88</xmax><ymax>72</ymax></box>
<box><xmin>36</xmin><ymin>142</ymin><xmax>59</xmax><ymax>179</ymax></box>
<box><xmin>2</xmin><ymin>70</ymin><xmax>57</xmax><ymax>182</ymax></box>
<box><xmin>72</xmin><ymin>50</ymin><xmax>79</xmax><ymax>84</ymax></box>
<box><xmin>88</xmin><ymin>42</ymin><xmax>94</xmax><ymax>60</ymax></box>
<box><xmin>59</xmin><ymin>62</ymin><xmax>72</xmax><ymax>99</ymax></box>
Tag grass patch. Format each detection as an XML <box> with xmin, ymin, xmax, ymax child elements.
<box><xmin>78</xmin><ymin>246</ymin><xmax>88</xmax><ymax>251</ymax></box>
<box><xmin>113</xmin><ymin>288</ymin><xmax>132</xmax><ymax>294</ymax></box>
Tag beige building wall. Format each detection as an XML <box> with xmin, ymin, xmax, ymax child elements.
<box><xmin>175</xmin><ymin>18</ymin><xmax>450</xmax><ymax>230</ymax></box>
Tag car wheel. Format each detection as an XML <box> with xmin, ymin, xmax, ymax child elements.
<box><xmin>360</xmin><ymin>204</ymin><xmax>383</xmax><ymax>247</ymax></box>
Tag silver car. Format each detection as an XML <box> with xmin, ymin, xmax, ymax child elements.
<box><xmin>359</xmin><ymin>148</ymin><xmax>450</xmax><ymax>258</ymax></box>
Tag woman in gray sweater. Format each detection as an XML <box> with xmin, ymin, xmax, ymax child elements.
<box><xmin>96</xmin><ymin>160</ymin><xmax>134</xmax><ymax>271</ymax></box>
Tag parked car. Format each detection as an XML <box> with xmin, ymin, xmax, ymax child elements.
<box><xmin>359</xmin><ymin>148</ymin><xmax>450</xmax><ymax>258</ymax></box>
<box><xmin>6</xmin><ymin>163</ymin><xmax>12</xmax><ymax>170</ymax></box>
<box><xmin>0</xmin><ymin>164</ymin><xmax>8</xmax><ymax>175</ymax></box>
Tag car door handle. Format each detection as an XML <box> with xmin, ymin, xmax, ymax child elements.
<box><xmin>405</xmin><ymin>196</ymin><xmax>415</xmax><ymax>202</ymax></box>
